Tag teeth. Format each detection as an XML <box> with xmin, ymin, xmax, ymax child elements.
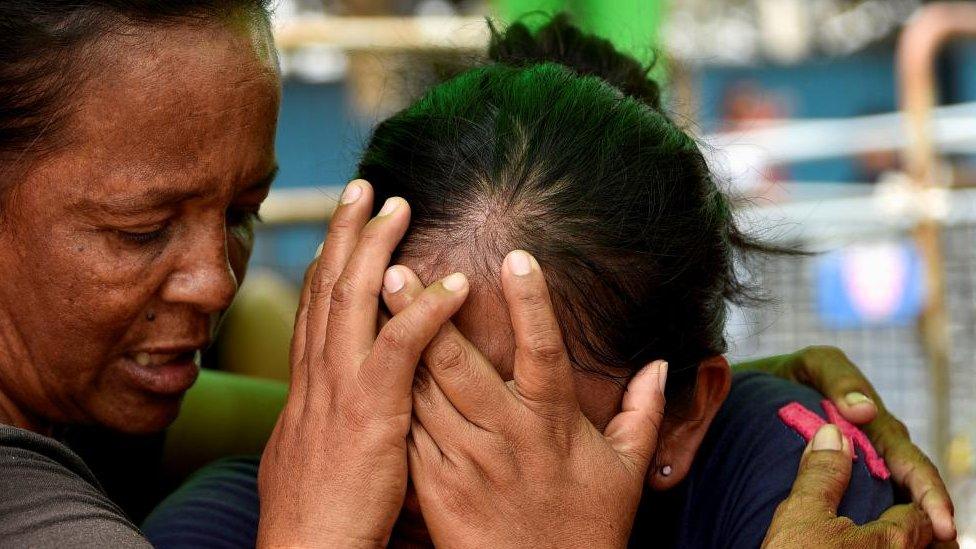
<box><xmin>135</xmin><ymin>352</ymin><xmax>151</xmax><ymax>366</ymax></box>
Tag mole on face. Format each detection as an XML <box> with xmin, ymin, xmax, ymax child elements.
<box><xmin>146</xmin><ymin>311</ymin><xmax>156</xmax><ymax>322</ymax></box>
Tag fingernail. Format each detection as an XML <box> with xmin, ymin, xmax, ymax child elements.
<box><xmin>384</xmin><ymin>267</ymin><xmax>405</xmax><ymax>293</ymax></box>
<box><xmin>844</xmin><ymin>392</ymin><xmax>873</xmax><ymax>406</ymax></box>
<box><xmin>378</xmin><ymin>197</ymin><xmax>400</xmax><ymax>216</ymax></box>
<box><xmin>812</xmin><ymin>424</ymin><xmax>843</xmax><ymax>451</ymax></box>
<box><xmin>314</xmin><ymin>242</ymin><xmax>323</xmax><ymax>258</ymax></box>
<box><xmin>341</xmin><ymin>182</ymin><xmax>363</xmax><ymax>204</ymax></box>
<box><xmin>442</xmin><ymin>272</ymin><xmax>468</xmax><ymax>292</ymax></box>
<box><xmin>657</xmin><ymin>361</ymin><xmax>669</xmax><ymax>395</ymax></box>
<box><xmin>507</xmin><ymin>250</ymin><xmax>533</xmax><ymax>276</ymax></box>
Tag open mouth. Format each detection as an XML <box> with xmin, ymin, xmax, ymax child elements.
<box><xmin>129</xmin><ymin>350</ymin><xmax>199</xmax><ymax>367</ymax></box>
<box><xmin>121</xmin><ymin>349</ymin><xmax>202</xmax><ymax>395</ymax></box>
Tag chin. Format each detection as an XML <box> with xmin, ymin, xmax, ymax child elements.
<box><xmin>92</xmin><ymin>391</ymin><xmax>186</xmax><ymax>435</ymax></box>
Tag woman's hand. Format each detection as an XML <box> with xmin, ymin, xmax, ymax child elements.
<box><xmin>763</xmin><ymin>424</ymin><xmax>939</xmax><ymax>548</ymax></box>
<box><xmin>381</xmin><ymin>251</ymin><xmax>667</xmax><ymax>549</ymax></box>
<box><xmin>740</xmin><ymin>346</ymin><xmax>956</xmax><ymax>541</ymax></box>
<box><xmin>256</xmin><ymin>181</ymin><xmax>470</xmax><ymax>548</ymax></box>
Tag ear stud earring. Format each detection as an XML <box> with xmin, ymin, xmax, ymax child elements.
<box><xmin>660</xmin><ymin>465</ymin><xmax>673</xmax><ymax>477</ymax></box>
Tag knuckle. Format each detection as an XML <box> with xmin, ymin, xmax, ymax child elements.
<box><xmin>516</xmin><ymin>283</ymin><xmax>547</xmax><ymax>307</ymax></box>
<box><xmin>428</xmin><ymin>337</ymin><xmax>467</xmax><ymax>374</ymax></box>
<box><xmin>310</xmin><ymin>265</ymin><xmax>340</xmax><ymax>298</ymax></box>
<box><xmin>797</xmin><ymin>463</ymin><xmax>848</xmax><ymax>500</ymax></box>
<box><xmin>525</xmin><ymin>337</ymin><xmax>565</xmax><ymax>365</ymax></box>
<box><xmin>377</xmin><ymin>321</ymin><xmax>409</xmax><ymax>353</ymax></box>
<box><xmin>330</xmin><ymin>274</ymin><xmax>359</xmax><ymax>306</ymax></box>
<box><xmin>877</xmin><ymin>415</ymin><xmax>911</xmax><ymax>442</ymax></box>
<box><xmin>809</xmin><ymin>457</ymin><xmax>848</xmax><ymax>477</ymax></box>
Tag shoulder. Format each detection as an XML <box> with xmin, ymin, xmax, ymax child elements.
<box><xmin>674</xmin><ymin>371</ymin><xmax>894</xmax><ymax>549</ymax></box>
<box><xmin>0</xmin><ymin>424</ymin><xmax>150</xmax><ymax>548</ymax></box>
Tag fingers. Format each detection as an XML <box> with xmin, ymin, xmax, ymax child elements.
<box><xmin>797</xmin><ymin>346</ymin><xmax>880</xmax><ymax>424</ymax></box>
<box><xmin>411</xmin><ymin>369</ymin><xmax>477</xmax><ymax>455</ymax></box>
<box><xmin>291</xmin><ymin>255</ymin><xmax>319</xmax><ymax>363</ymax></box>
<box><xmin>787</xmin><ymin>424</ymin><xmax>854</xmax><ymax>511</ymax></box>
<box><xmin>920</xmin><ymin>487</ymin><xmax>957</xmax><ymax>542</ymax></box>
<box><xmin>837</xmin><ymin>391</ymin><xmax>878</xmax><ymax>425</ymax></box>
<box><xmin>292</xmin><ymin>180</ymin><xmax>373</xmax><ymax>395</ymax></box>
<box><xmin>318</xmin><ymin>195</ymin><xmax>411</xmax><ymax>382</ymax></box>
<box><xmin>383</xmin><ymin>266</ymin><xmax>516</xmax><ymax>431</ymax></box>
<box><xmin>300</xmin><ymin>180</ymin><xmax>374</xmax><ymax>364</ymax></box>
<box><xmin>501</xmin><ymin>250</ymin><xmax>578</xmax><ymax>417</ymax></box>
<box><xmin>362</xmin><ymin>272</ymin><xmax>470</xmax><ymax>405</ymax></box>
<box><xmin>407</xmin><ymin>418</ymin><xmax>441</xmax><ymax>496</ymax></box>
<box><xmin>409</xmin><ymin>417</ymin><xmax>442</xmax><ymax>467</ymax></box>
<box><xmin>860</xmin><ymin>504</ymin><xmax>934</xmax><ymax>548</ymax></box>
<box><xmin>287</xmin><ymin>255</ymin><xmax>319</xmax><ymax>398</ymax></box>
<box><xmin>880</xmin><ymin>435</ymin><xmax>957</xmax><ymax>541</ymax></box>
<box><xmin>603</xmin><ymin>360</ymin><xmax>668</xmax><ymax>475</ymax></box>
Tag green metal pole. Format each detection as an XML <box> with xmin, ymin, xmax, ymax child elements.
<box><xmin>493</xmin><ymin>0</ymin><xmax>568</xmax><ymax>30</ymax></box>
<box><xmin>490</xmin><ymin>0</ymin><xmax>667</xmax><ymax>75</ymax></box>
<box><xmin>573</xmin><ymin>0</ymin><xmax>666</xmax><ymax>67</ymax></box>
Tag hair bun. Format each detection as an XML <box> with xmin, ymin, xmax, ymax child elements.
<box><xmin>488</xmin><ymin>13</ymin><xmax>662</xmax><ymax>111</ymax></box>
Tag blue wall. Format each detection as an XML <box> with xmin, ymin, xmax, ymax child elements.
<box><xmin>275</xmin><ymin>81</ymin><xmax>372</xmax><ymax>188</ymax></box>
<box><xmin>698</xmin><ymin>49</ymin><xmax>897</xmax><ymax>182</ymax></box>
<box><xmin>254</xmin><ymin>81</ymin><xmax>371</xmax><ymax>281</ymax></box>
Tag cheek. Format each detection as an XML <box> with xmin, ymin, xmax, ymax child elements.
<box><xmin>0</xmin><ymin>223</ymin><xmax>163</xmax><ymax>405</ymax></box>
<box><xmin>574</xmin><ymin>373</ymin><xmax>626</xmax><ymax>431</ymax></box>
<box><xmin>60</xmin><ymin>231</ymin><xmax>165</xmax><ymax>327</ymax></box>
<box><xmin>16</xmin><ymin>223</ymin><xmax>158</xmax><ymax>328</ymax></box>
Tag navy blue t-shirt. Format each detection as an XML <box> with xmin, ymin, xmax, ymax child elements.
<box><xmin>143</xmin><ymin>371</ymin><xmax>894</xmax><ymax>548</ymax></box>
<box><xmin>630</xmin><ymin>371</ymin><xmax>894</xmax><ymax>548</ymax></box>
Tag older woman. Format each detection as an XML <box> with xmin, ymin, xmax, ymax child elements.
<box><xmin>0</xmin><ymin>1</ymin><xmax>955</xmax><ymax>547</ymax></box>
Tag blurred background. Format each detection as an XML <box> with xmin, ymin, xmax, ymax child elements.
<box><xmin>215</xmin><ymin>0</ymin><xmax>976</xmax><ymax>539</ymax></box>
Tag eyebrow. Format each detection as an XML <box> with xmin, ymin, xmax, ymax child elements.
<box><xmin>76</xmin><ymin>165</ymin><xmax>279</xmax><ymax>216</ymax></box>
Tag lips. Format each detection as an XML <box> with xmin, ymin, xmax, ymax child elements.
<box><xmin>121</xmin><ymin>348</ymin><xmax>202</xmax><ymax>396</ymax></box>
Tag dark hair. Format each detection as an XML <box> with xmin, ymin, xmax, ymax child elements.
<box><xmin>0</xmin><ymin>0</ymin><xmax>272</xmax><ymax>179</ymax></box>
<box><xmin>359</xmin><ymin>14</ymin><xmax>771</xmax><ymax>408</ymax></box>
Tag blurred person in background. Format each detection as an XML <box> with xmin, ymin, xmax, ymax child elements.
<box><xmin>0</xmin><ymin>0</ymin><xmax>952</xmax><ymax>547</ymax></box>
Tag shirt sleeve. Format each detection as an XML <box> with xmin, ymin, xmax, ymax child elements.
<box><xmin>0</xmin><ymin>425</ymin><xmax>152</xmax><ymax>548</ymax></box>
<box><xmin>674</xmin><ymin>372</ymin><xmax>895</xmax><ymax>549</ymax></box>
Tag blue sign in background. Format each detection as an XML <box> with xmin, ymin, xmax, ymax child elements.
<box><xmin>815</xmin><ymin>241</ymin><xmax>926</xmax><ymax>329</ymax></box>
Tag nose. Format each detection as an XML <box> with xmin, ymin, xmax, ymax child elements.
<box><xmin>160</xmin><ymin>222</ymin><xmax>239</xmax><ymax>314</ymax></box>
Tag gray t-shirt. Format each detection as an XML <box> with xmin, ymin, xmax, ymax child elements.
<box><xmin>0</xmin><ymin>424</ymin><xmax>151</xmax><ymax>548</ymax></box>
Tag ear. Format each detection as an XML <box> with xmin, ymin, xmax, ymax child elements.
<box><xmin>647</xmin><ymin>355</ymin><xmax>732</xmax><ymax>490</ymax></box>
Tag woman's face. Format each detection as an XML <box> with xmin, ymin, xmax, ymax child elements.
<box><xmin>0</xmin><ymin>18</ymin><xmax>280</xmax><ymax>433</ymax></box>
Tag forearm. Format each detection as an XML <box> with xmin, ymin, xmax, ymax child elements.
<box><xmin>731</xmin><ymin>354</ymin><xmax>790</xmax><ymax>374</ymax></box>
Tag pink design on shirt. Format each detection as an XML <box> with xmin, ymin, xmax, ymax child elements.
<box><xmin>776</xmin><ymin>400</ymin><xmax>891</xmax><ymax>480</ymax></box>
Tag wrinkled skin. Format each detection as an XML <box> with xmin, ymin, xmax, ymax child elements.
<box><xmin>0</xmin><ymin>16</ymin><xmax>280</xmax><ymax>435</ymax></box>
